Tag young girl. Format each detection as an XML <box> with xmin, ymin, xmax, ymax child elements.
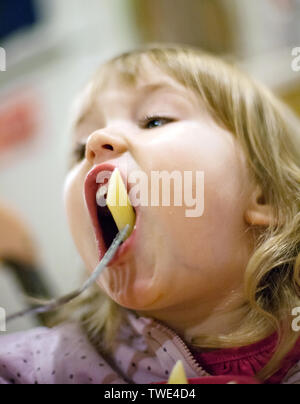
<box><xmin>0</xmin><ymin>44</ymin><xmax>299</xmax><ymax>384</ymax></box>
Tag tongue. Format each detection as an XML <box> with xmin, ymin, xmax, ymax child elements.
<box><xmin>97</xmin><ymin>204</ymin><xmax>119</xmax><ymax>249</ymax></box>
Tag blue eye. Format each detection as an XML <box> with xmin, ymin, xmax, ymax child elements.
<box><xmin>142</xmin><ymin>116</ymin><xmax>174</xmax><ymax>129</ymax></box>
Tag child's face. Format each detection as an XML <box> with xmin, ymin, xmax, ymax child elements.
<box><xmin>64</xmin><ymin>62</ymin><xmax>256</xmax><ymax>333</ymax></box>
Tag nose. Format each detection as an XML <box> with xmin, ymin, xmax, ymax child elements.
<box><xmin>85</xmin><ymin>130</ymin><xmax>128</xmax><ymax>164</ymax></box>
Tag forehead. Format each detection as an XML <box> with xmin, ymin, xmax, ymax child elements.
<box><xmin>96</xmin><ymin>55</ymin><xmax>182</xmax><ymax>94</ymax></box>
<box><xmin>72</xmin><ymin>61</ymin><xmax>199</xmax><ymax>126</ymax></box>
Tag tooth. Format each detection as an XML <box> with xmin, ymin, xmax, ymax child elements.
<box><xmin>96</xmin><ymin>184</ymin><xmax>108</xmax><ymax>207</ymax></box>
<box><xmin>106</xmin><ymin>168</ymin><xmax>136</xmax><ymax>241</ymax></box>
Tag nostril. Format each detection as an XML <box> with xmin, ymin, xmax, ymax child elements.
<box><xmin>102</xmin><ymin>144</ymin><xmax>114</xmax><ymax>151</ymax></box>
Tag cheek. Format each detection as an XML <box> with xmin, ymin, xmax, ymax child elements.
<box><xmin>149</xmin><ymin>124</ymin><xmax>250</xmax><ymax>270</ymax></box>
<box><xmin>64</xmin><ymin>168</ymin><xmax>83</xmax><ymax>229</ymax></box>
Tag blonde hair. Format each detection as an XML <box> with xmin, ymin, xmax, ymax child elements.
<box><xmin>60</xmin><ymin>44</ymin><xmax>300</xmax><ymax>382</ymax></box>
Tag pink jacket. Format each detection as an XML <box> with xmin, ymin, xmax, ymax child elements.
<box><xmin>0</xmin><ymin>310</ymin><xmax>299</xmax><ymax>384</ymax></box>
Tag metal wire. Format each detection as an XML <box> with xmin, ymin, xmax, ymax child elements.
<box><xmin>6</xmin><ymin>225</ymin><xmax>130</xmax><ymax>323</ymax></box>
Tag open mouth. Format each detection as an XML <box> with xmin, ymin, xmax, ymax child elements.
<box><xmin>96</xmin><ymin>183</ymin><xmax>137</xmax><ymax>250</ymax></box>
<box><xmin>97</xmin><ymin>198</ymin><xmax>120</xmax><ymax>250</ymax></box>
<box><xmin>84</xmin><ymin>164</ymin><xmax>137</xmax><ymax>263</ymax></box>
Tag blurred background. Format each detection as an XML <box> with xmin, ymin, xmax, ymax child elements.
<box><xmin>0</xmin><ymin>0</ymin><xmax>299</xmax><ymax>332</ymax></box>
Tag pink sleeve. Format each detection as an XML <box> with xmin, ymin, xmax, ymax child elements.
<box><xmin>0</xmin><ymin>327</ymin><xmax>49</xmax><ymax>384</ymax></box>
<box><xmin>0</xmin><ymin>323</ymin><xmax>127</xmax><ymax>384</ymax></box>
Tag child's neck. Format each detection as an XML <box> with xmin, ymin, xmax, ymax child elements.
<box><xmin>136</xmin><ymin>288</ymin><xmax>246</xmax><ymax>345</ymax></box>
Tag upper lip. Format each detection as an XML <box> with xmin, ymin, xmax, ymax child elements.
<box><xmin>84</xmin><ymin>162</ymin><xmax>137</xmax><ymax>262</ymax></box>
<box><xmin>85</xmin><ymin>162</ymin><xmax>133</xmax><ymax>196</ymax></box>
